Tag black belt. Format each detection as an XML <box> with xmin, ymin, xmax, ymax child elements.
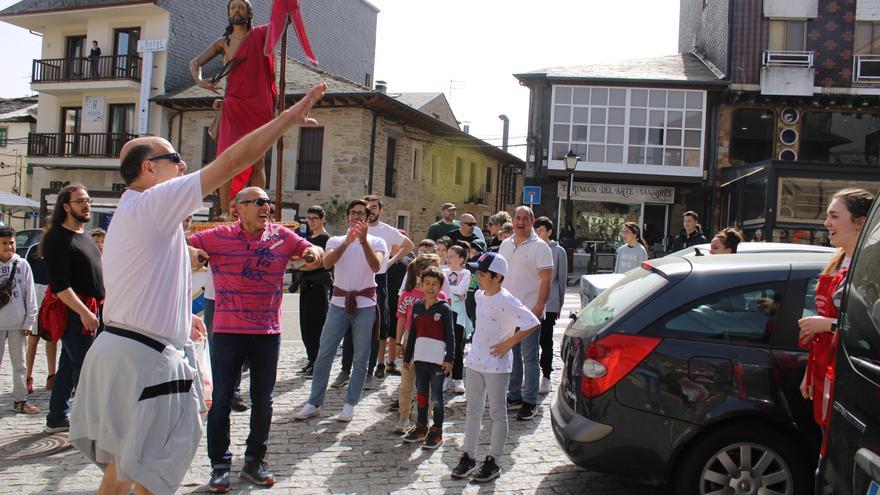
<box><xmin>104</xmin><ymin>326</ymin><xmax>192</xmax><ymax>401</ymax></box>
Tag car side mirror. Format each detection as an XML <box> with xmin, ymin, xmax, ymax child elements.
<box><xmin>569</xmin><ymin>312</ymin><xmax>578</xmax><ymax>320</ymax></box>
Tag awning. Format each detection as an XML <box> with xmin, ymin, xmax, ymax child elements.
<box><xmin>0</xmin><ymin>190</ymin><xmax>40</xmax><ymax>212</ymax></box>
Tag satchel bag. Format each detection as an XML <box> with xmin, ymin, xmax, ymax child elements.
<box><xmin>0</xmin><ymin>260</ymin><xmax>18</xmax><ymax>309</ymax></box>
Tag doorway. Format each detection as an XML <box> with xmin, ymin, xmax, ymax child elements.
<box><xmin>642</xmin><ymin>204</ymin><xmax>669</xmax><ymax>256</ymax></box>
<box><xmin>59</xmin><ymin>107</ymin><xmax>81</xmax><ymax>156</ymax></box>
<box><xmin>65</xmin><ymin>35</ymin><xmax>86</xmax><ymax>79</ymax></box>
<box><xmin>107</xmin><ymin>104</ymin><xmax>135</xmax><ymax>155</ymax></box>
<box><xmin>113</xmin><ymin>27</ymin><xmax>141</xmax><ymax>78</ymax></box>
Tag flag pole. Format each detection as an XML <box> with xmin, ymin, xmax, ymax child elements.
<box><xmin>274</xmin><ymin>18</ymin><xmax>289</xmax><ymax>222</ymax></box>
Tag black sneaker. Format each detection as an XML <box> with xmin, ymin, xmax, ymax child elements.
<box><xmin>208</xmin><ymin>469</ymin><xmax>230</xmax><ymax>493</ymax></box>
<box><xmin>330</xmin><ymin>372</ymin><xmax>350</xmax><ymax>389</ymax></box>
<box><xmin>44</xmin><ymin>418</ymin><xmax>70</xmax><ymax>433</ymax></box>
<box><xmin>385</xmin><ymin>362</ymin><xmax>401</xmax><ymax>376</ymax></box>
<box><xmin>402</xmin><ymin>423</ymin><xmax>428</xmax><ymax>443</ymax></box>
<box><xmin>240</xmin><ymin>460</ymin><xmax>275</xmax><ymax>487</ymax></box>
<box><xmin>374</xmin><ymin>364</ymin><xmax>385</xmax><ymax>379</ymax></box>
<box><xmin>422</xmin><ymin>426</ymin><xmax>443</xmax><ymax>450</ymax></box>
<box><xmin>299</xmin><ymin>362</ymin><xmax>314</xmax><ymax>377</ymax></box>
<box><xmin>506</xmin><ymin>398</ymin><xmax>523</xmax><ymax>411</ymax></box>
<box><xmin>231</xmin><ymin>394</ymin><xmax>248</xmax><ymax>413</ymax></box>
<box><xmin>516</xmin><ymin>402</ymin><xmax>538</xmax><ymax>420</ymax></box>
<box><xmin>472</xmin><ymin>456</ymin><xmax>501</xmax><ymax>483</ymax></box>
<box><xmin>451</xmin><ymin>453</ymin><xmax>478</xmax><ymax>479</ymax></box>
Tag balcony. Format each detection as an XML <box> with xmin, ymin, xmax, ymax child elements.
<box><xmin>853</xmin><ymin>54</ymin><xmax>880</xmax><ymax>84</ymax></box>
<box><xmin>760</xmin><ymin>50</ymin><xmax>815</xmax><ymax>97</ymax></box>
<box><xmin>28</xmin><ymin>132</ymin><xmax>137</xmax><ymax>158</ymax></box>
<box><xmin>31</xmin><ymin>55</ymin><xmax>142</xmax><ymax>95</ymax></box>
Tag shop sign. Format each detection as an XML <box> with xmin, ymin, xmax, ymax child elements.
<box><xmin>558</xmin><ymin>181</ymin><xmax>674</xmax><ymax>204</ymax></box>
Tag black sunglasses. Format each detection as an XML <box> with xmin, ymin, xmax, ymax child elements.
<box><xmin>147</xmin><ymin>152</ymin><xmax>181</xmax><ymax>164</ymax></box>
<box><xmin>239</xmin><ymin>198</ymin><xmax>273</xmax><ymax>207</ymax></box>
<box><xmin>462</xmin><ymin>221</ymin><xmax>477</xmax><ymax>226</ymax></box>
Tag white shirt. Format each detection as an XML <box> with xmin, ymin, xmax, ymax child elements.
<box><xmin>367</xmin><ymin>221</ymin><xmax>406</xmax><ymax>274</ymax></box>
<box><xmin>497</xmin><ymin>230</ymin><xmax>554</xmax><ymax>310</ymax></box>
<box><xmin>466</xmin><ymin>288</ymin><xmax>540</xmax><ymax>374</ymax></box>
<box><xmin>103</xmin><ymin>171</ymin><xmax>203</xmax><ymax>348</ymax></box>
<box><xmin>326</xmin><ymin>233</ymin><xmax>387</xmax><ymax>308</ymax></box>
<box><xmin>443</xmin><ymin>267</ymin><xmax>470</xmax><ymax>301</ymax></box>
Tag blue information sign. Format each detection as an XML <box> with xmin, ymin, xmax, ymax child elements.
<box><xmin>523</xmin><ymin>186</ymin><xmax>542</xmax><ymax>205</ymax></box>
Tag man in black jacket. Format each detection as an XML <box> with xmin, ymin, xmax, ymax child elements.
<box><xmin>671</xmin><ymin>210</ymin><xmax>708</xmax><ymax>251</ymax></box>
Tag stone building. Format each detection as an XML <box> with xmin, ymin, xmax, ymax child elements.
<box><xmin>155</xmin><ymin>60</ymin><xmax>525</xmax><ymax>238</ymax></box>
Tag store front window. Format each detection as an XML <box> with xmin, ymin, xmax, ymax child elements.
<box><xmin>778</xmin><ymin>177</ymin><xmax>880</xmax><ymax>224</ymax></box>
<box><xmin>572</xmin><ymin>201</ymin><xmax>640</xmax><ymax>251</ymax></box>
<box><xmin>742</xmin><ymin>177</ymin><xmax>767</xmax><ymax>224</ymax></box>
<box><xmin>800</xmin><ymin>111</ymin><xmax>880</xmax><ymax>165</ymax></box>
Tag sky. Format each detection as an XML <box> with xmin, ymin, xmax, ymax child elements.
<box><xmin>0</xmin><ymin>0</ymin><xmax>681</xmax><ymax>160</ymax></box>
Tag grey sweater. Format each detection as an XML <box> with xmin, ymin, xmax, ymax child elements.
<box><xmin>546</xmin><ymin>241</ymin><xmax>568</xmax><ymax>313</ymax></box>
<box><xmin>0</xmin><ymin>253</ymin><xmax>37</xmax><ymax>332</ymax></box>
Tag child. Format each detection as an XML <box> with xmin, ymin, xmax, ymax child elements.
<box><xmin>444</xmin><ymin>244</ymin><xmax>470</xmax><ymax>393</ymax></box>
<box><xmin>402</xmin><ymin>267</ymin><xmax>454</xmax><ymax>449</ymax></box>
<box><xmin>452</xmin><ymin>252</ymin><xmax>540</xmax><ymax>483</ymax></box>
<box><xmin>435</xmin><ymin>236</ymin><xmax>452</xmax><ymax>265</ymax></box>
<box><xmin>614</xmin><ymin>222</ymin><xmax>648</xmax><ymax>273</ymax></box>
<box><xmin>0</xmin><ymin>226</ymin><xmax>40</xmax><ymax>414</ymax></box>
<box><xmin>393</xmin><ymin>254</ymin><xmax>448</xmax><ymax>433</ymax></box>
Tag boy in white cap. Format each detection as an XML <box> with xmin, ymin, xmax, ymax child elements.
<box><xmin>451</xmin><ymin>252</ymin><xmax>540</xmax><ymax>483</ymax></box>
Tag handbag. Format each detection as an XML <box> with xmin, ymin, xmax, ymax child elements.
<box><xmin>0</xmin><ymin>260</ymin><xmax>18</xmax><ymax>309</ymax></box>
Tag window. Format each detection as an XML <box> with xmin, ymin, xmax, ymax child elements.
<box><xmin>107</xmin><ymin>103</ymin><xmax>135</xmax><ymax>156</ymax></box>
<box><xmin>385</xmin><ymin>137</ymin><xmax>397</xmax><ymax>197</ymax></box>
<box><xmin>485</xmin><ymin>167</ymin><xmax>493</xmax><ymax>193</ymax></box>
<box><xmin>202</xmin><ymin>127</ymin><xmax>217</xmax><ymax>164</ymax></box>
<box><xmin>840</xmin><ymin>207</ymin><xmax>880</xmax><ymax>366</ymax></box>
<box><xmin>571</xmin><ymin>268</ymin><xmax>667</xmax><ymax>337</ymax></box>
<box><xmin>855</xmin><ymin>21</ymin><xmax>880</xmax><ymax>54</ymax></box>
<box><xmin>778</xmin><ymin>177</ymin><xmax>880</xmax><ymax>224</ymax></box>
<box><xmin>742</xmin><ymin>177</ymin><xmax>767</xmax><ymax>223</ymax></box>
<box><xmin>364</xmin><ymin>73</ymin><xmax>372</xmax><ymax>88</ymax></box>
<box><xmin>0</xmin><ymin>127</ymin><xmax>7</xmax><ymax>148</ymax></box>
<box><xmin>658</xmin><ymin>285</ymin><xmax>783</xmax><ymax>343</ymax></box>
<box><xmin>396</xmin><ymin>212</ymin><xmax>410</xmax><ymax>232</ymax></box>
<box><xmin>454</xmin><ymin>158</ymin><xmax>463</xmax><ymax>185</ymax></box>
<box><xmin>800</xmin><ymin>111</ymin><xmax>880</xmax><ymax>165</ymax></box>
<box><xmin>431</xmin><ymin>155</ymin><xmax>439</xmax><ymax>185</ymax></box>
<box><xmin>296</xmin><ymin>127</ymin><xmax>323</xmax><ymax>190</ymax></box>
<box><xmin>411</xmin><ymin>147</ymin><xmax>422</xmax><ymax>180</ymax></box>
<box><xmin>113</xmin><ymin>27</ymin><xmax>141</xmax><ymax>78</ymax></box>
<box><xmin>550</xmin><ymin>85</ymin><xmax>706</xmax><ymax>173</ymax></box>
<box><xmin>802</xmin><ymin>278</ymin><xmax>820</xmax><ymax>318</ymax></box>
<box><xmin>730</xmin><ymin>109</ymin><xmax>775</xmax><ymax>164</ymax></box>
<box><xmin>769</xmin><ymin>20</ymin><xmax>807</xmax><ymax>51</ymax></box>
<box><xmin>468</xmin><ymin>161</ymin><xmax>477</xmax><ymax>197</ymax></box>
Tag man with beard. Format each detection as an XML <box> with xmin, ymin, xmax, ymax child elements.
<box><xmin>427</xmin><ymin>203</ymin><xmax>460</xmax><ymax>241</ymax></box>
<box><xmin>40</xmin><ymin>184</ymin><xmax>104</xmax><ymax>432</ymax></box>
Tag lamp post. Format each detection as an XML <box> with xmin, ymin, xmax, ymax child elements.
<box><xmin>560</xmin><ymin>150</ymin><xmax>579</xmax><ymax>250</ymax></box>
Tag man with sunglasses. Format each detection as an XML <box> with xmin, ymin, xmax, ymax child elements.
<box><xmin>190</xmin><ymin>187</ymin><xmax>322</xmax><ymax>490</ymax></box>
<box><xmin>68</xmin><ymin>83</ymin><xmax>326</xmax><ymax>495</ymax></box>
<box><xmin>447</xmin><ymin>213</ymin><xmax>482</xmax><ymax>246</ymax></box>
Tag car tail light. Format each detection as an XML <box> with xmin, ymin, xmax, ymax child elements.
<box><xmin>640</xmin><ymin>261</ymin><xmax>653</xmax><ymax>271</ymax></box>
<box><xmin>580</xmin><ymin>333</ymin><xmax>661</xmax><ymax>398</ymax></box>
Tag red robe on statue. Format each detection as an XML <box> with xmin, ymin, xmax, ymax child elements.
<box><xmin>217</xmin><ymin>24</ymin><xmax>277</xmax><ymax>199</ymax></box>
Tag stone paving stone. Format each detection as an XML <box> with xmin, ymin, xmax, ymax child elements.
<box><xmin>0</xmin><ymin>290</ymin><xmax>664</xmax><ymax>494</ymax></box>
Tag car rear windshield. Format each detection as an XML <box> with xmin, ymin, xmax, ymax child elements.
<box><xmin>568</xmin><ymin>267</ymin><xmax>667</xmax><ymax>337</ymax></box>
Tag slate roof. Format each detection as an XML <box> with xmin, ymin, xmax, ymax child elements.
<box><xmin>0</xmin><ymin>0</ymin><xmax>153</xmax><ymax>16</ymax></box>
<box><xmin>515</xmin><ymin>54</ymin><xmax>727</xmax><ymax>87</ymax></box>
<box><xmin>393</xmin><ymin>93</ymin><xmax>443</xmax><ymax>111</ymax></box>
<box><xmin>0</xmin><ymin>97</ymin><xmax>37</xmax><ymax>122</ymax></box>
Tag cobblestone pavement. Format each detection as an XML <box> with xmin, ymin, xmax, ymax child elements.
<box><xmin>0</xmin><ymin>288</ymin><xmax>664</xmax><ymax>494</ymax></box>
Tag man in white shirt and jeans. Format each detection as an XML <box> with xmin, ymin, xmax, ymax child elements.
<box><xmin>497</xmin><ymin>206</ymin><xmax>553</xmax><ymax>421</ymax></box>
<box><xmin>68</xmin><ymin>83</ymin><xmax>327</xmax><ymax>495</ymax></box>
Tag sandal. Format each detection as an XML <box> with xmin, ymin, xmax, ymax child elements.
<box><xmin>13</xmin><ymin>401</ymin><xmax>40</xmax><ymax>415</ymax></box>
<box><xmin>46</xmin><ymin>374</ymin><xmax>55</xmax><ymax>391</ymax></box>
<box><xmin>26</xmin><ymin>376</ymin><xmax>34</xmax><ymax>395</ymax></box>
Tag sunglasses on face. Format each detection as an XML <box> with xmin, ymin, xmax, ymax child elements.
<box><xmin>239</xmin><ymin>198</ymin><xmax>273</xmax><ymax>207</ymax></box>
<box><xmin>147</xmin><ymin>152</ymin><xmax>181</xmax><ymax>164</ymax></box>
<box><xmin>462</xmin><ymin>222</ymin><xmax>476</xmax><ymax>226</ymax></box>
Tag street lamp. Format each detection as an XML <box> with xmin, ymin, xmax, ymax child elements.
<box><xmin>560</xmin><ymin>150</ymin><xmax>579</xmax><ymax>250</ymax></box>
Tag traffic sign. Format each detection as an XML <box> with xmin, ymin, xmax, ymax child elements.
<box><xmin>523</xmin><ymin>186</ymin><xmax>542</xmax><ymax>205</ymax></box>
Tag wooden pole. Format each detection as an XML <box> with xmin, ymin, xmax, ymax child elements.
<box><xmin>274</xmin><ymin>20</ymin><xmax>288</xmax><ymax>222</ymax></box>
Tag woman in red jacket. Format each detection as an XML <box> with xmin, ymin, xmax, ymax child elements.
<box><xmin>798</xmin><ymin>187</ymin><xmax>874</xmax><ymax>425</ymax></box>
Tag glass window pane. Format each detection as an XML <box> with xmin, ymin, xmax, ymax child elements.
<box><xmin>628</xmin><ymin>146</ymin><xmax>645</xmax><ymax>164</ymax></box>
<box><xmin>683</xmin><ymin>149</ymin><xmax>701</xmax><ymax>167</ymax></box>
<box><xmin>685</xmin><ymin>110</ymin><xmax>702</xmax><ymax>128</ymax></box>
<box><xmin>684</xmin><ymin>130</ymin><xmax>702</xmax><ymax>148</ymax></box>
<box><xmin>649</xmin><ymin>90</ymin><xmax>666</xmax><ymax>107</ymax></box>
<box><xmin>786</xmin><ymin>20</ymin><xmax>806</xmax><ymax>51</ymax></box>
<box><xmin>553</xmin><ymin>142</ymin><xmax>569</xmax><ymax>160</ymax></box>
<box><xmin>667</xmin><ymin>129</ymin><xmax>682</xmax><ymax>146</ymax></box>
<box><xmin>609</xmin><ymin>107</ymin><xmax>625</xmax><ymax>125</ymax></box>
<box><xmin>629</xmin><ymin>127</ymin><xmax>646</xmax><ymax>145</ymax></box>
<box><xmin>801</xmin><ymin>111</ymin><xmax>880</xmax><ymax>166</ymax></box>
<box><xmin>778</xmin><ymin>177</ymin><xmax>880</xmax><ymax>223</ymax></box>
<box><xmin>609</xmin><ymin>89</ymin><xmax>626</xmax><ymax>106</ymax></box>
<box><xmin>648</xmin><ymin>128</ymin><xmax>664</xmax><ymax>145</ymax></box>
<box><xmin>590</xmin><ymin>108</ymin><xmax>607</xmax><ymax>125</ymax></box>
<box><xmin>555</xmin><ymin>87</ymin><xmax>572</xmax><ymax>104</ymax></box>
<box><xmin>573</xmin><ymin>87</ymin><xmax>589</xmax><ymax>105</ymax></box>
<box><xmin>668</xmin><ymin>91</ymin><xmax>685</xmax><ymax>108</ymax></box>
<box><xmin>607</xmin><ymin>126</ymin><xmax>625</xmax><ymax>144</ymax></box>
<box><xmin>591</xmin><ymin>88</ymin><xmax>608</xmax><ymax>105</ymax></box>
<box><xmin>554</xmin><ymin>124</ymin><xmax>570</xmax><ymax>141</ymax></box>
<box><xmin>607</xmin><ymin>146</ymin><xmax>624</xmax><ymax>163</ymax></box>
<box><xmin>554</xmin><ymin>105</ymin><xmax>571</xmax><ymax>123</ymax></box>
<box><xmin>573</xmin><ymin>107</ymin><xmax>589</xmax><ymax>124</ymax></box>
<box><xmin>650</xmin><ymin>110</ymin><xmax>665</xmax><ymax>127</ymax></box>
<box><xmin>590</xmin><ymin>126</ymin><xmax>605</xmax><ymax>143</ymax></box>
<box><xmin>666</xmin><ymin>110</ymin><xmax>683</xmax><ymax>128</ymax></box>
<box><xmin>664</xmin><ymin>148</ymin><xmax>682</xmax><ymax>166</ymax></box>
<box><xmin>588</xmin><ymin>145</ymin><xmax>605</xmax><ymax>162</ymax></box>
<box><xmin>662</xmin><ymin>286</ymin><xmax>781</xmax><ymax>342</ymax></box>
<box><xmin>686</xmin><ymin>92</ymin><xmax>703</xmax><ymax>110</ymax></box>
<box><xmin>731</xmin><ymin>108</ymin><xmax>774</xmax><ymax>165</ymax></box>
<box><xmin>743</xmin><ymin>177</ymin><xmax>767</xmax><ymax>221</ymax></box>
<box><xmin>572</xmin><ymin>125</ymin><xmax>588</xmax><ymax>142</ymax></box>
<box><xmin>631</xmin><ymin>89</ymin><xmax>648</xmax><ymax>107</ymax></box>
<box><xmin>855</xmin><ymin>22</ymin><xmax>873</xmax><ymax>54</ymax></box>
<box><xmin>840</xmin><ymin>206</ymin><xmax>880</xmax><ymax>361</ymax></box>
<box><xmin>630</xmin><ymin>108</ymin><xmax>647</xmax><ymax>126</ymax></box>
<box><xmin>573</xmin><ymin>143</ymin><xmax>588</xmax><ymax>159</ymax></box>
<box><xmin>646</xmin><ymin>147</ymin><xmax>664</xmax><ymax>165</ymax></box>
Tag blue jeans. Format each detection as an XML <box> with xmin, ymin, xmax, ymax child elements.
<box><xmin>47</xmin><ymin>310</ymin><xmax>94</xmax><ymax>426</ymax></box>
<box><xmin>508</xmin><ymin>327</ymin><xmax>541</xmax><ymax>405</ymax></box>
<box><xmin>308</xmin><ymin>305</ymin><xmax>375</xmax><ymax>407</ymax></box>
<box><xmin>341</xmin><ymin>274</ymin><xmax>386</xmax><ymax>373</ymax></box>
<box><xmin>415</xmin><ymin>362</ymin><xmax>446</xmax><ymax>427</ymax></box>
<box><xmin>207</xmin><ymin>333</ymin><xmax>280</xmax><ymax>469</ymax></box>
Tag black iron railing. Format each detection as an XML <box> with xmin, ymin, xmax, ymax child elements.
<box><xmin>28</xmin><ymin>132</ymin><xmax>138</xmax><ymax>158</ymax></box>
<box><xmin>32</xmin><ymin>55</ymin><xmax>142</xmax><ymax>83</ymax></box>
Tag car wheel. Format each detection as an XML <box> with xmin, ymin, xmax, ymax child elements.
<box><xmin>673</xmin><ymin>425</ymin><xmax>810</xmax><ymax>495</ymax></box>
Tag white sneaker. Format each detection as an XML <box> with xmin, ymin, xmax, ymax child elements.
<box><xmin>444</xmin><ymin>377</ymin><xmax>451</xmax><ymax>391</ymax></box>
<box><xmin>293</xmin><ymin>403</ymin><xmax>321</xmax><ymax>420</ymax></box>
<box><xmin>453</xmin><ymin>379</ymin><xmax>466</xmax><ymax>394</ymax></box>
<box><xmin>337</xmin><ymin>403</ymin><xmax>355</xmax><ymax>422</ymax></box>
<box><xmin>393</xmin><ymin>416</ymin><xmax>409</xmax><ymax>434</ymax></box>
<box><xmin>539</xmin><ymin>377</ymin><xmax>551</xmax><ymax>394</ymax></box>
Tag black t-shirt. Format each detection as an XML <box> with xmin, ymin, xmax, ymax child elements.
<box><xmin>301</xmin><ymin>232</ymin><xmax>332</xmax><ymax>285</ymax></box>
<box><xmin>42</xmin><ymin>226</ymin><xmax>104</xmax><ymax>299</ymax></box>
<box><xmin>447</xmin><ymin>229</ymin><xmax>480</xmax><ymax>246</ymax></box>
